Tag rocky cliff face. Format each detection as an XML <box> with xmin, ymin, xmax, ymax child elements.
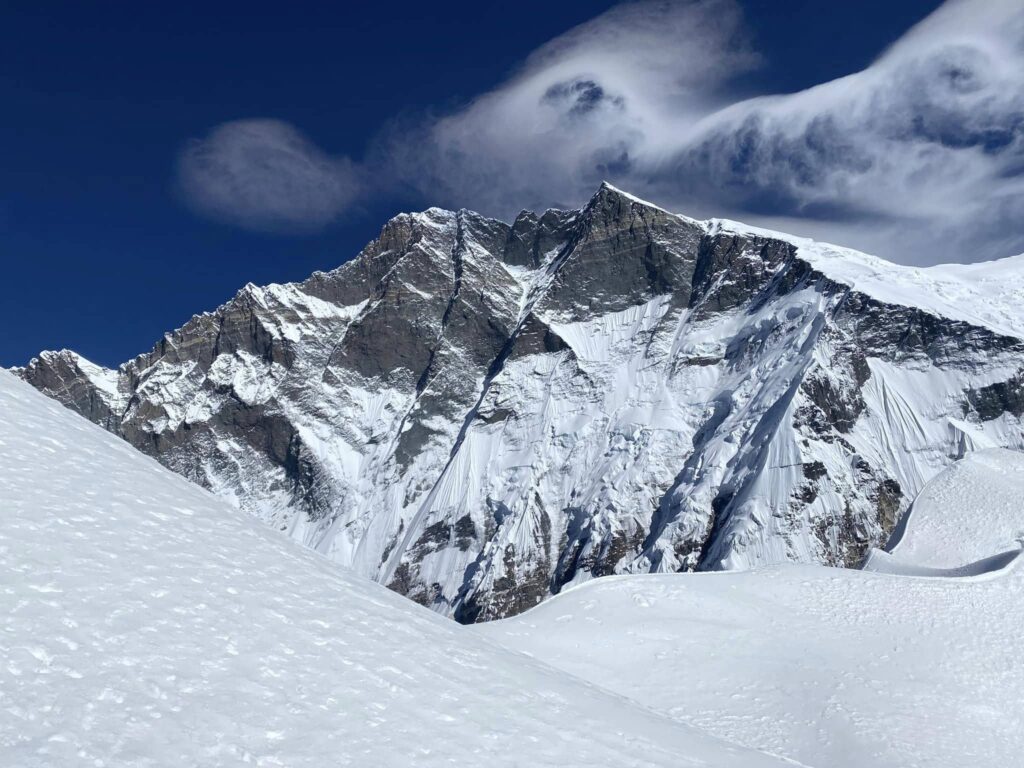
<box><xmin>18</xmin><ymin>184</ymin><xmax>1024</xmax><ymax>621</ymax></box>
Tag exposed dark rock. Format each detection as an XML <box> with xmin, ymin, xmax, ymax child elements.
<box><xmin>967</xmin><ymin>372</ymin><xmax>1024</xmax><ymax>420</ymax></box>
<box><xmin>454</xmin><ymin>514</ymin><xmax>476</xmax><ymax>551</ymax></box>
<box><xmin>535</xmin><ymin>184</ymin><xmax>703</xmax><ymax>321</ymax></box>
<box><xmin>873</xmin><ymin>479</ymin><xmax>903</xmax><ymax>532</ymax></box>
<box><xmin>456</xmin><ymin>545</ymin><xmax>552</xmax><ymax>623</ymax></box>
<box><xmin>690</xmin><ymin>233</ymin><xmax>793</xmax><ymax>316</ymax></box>
<box><xmin>803</xmin><ymin>461</ymin><xmax>828</xmax><ymax>481</ymax></box>
<box><xmin>18</xmin><ymin>351</ymin><xmax>123</xmax><ymax>431</ymax></box>
<box><xmin>502</xmin><ymin>209</ymin><xmax>576</xmax><ymax>268</ymax></box>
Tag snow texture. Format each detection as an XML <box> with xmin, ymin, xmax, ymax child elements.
<box><xmin>480</xmin><ymin>449</ymin><xmax>1024</xmax><ymax>768</ymax></box>
<box><xmin>868</xmin><ymin>448</ymin><xmax>1024</xmax><ymax>568</ymax></box>
<box><xmin>0</xmin><ymin>370</ymin><xmax>791</xmax><ymax>768</ymax></box>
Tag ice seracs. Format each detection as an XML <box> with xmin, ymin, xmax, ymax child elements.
<box><xmin>16</xmin><ymin>183</ymin><xmax>1024</xmax><ymax>620</ymax></box>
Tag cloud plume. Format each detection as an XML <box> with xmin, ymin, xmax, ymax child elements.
<box><xmin>381</xmin><ymin>0</ymin><xmax>1024</xmax><ymax>265</ymax></box>
<box><xmin>663</xmin><ymin>0</ymin><xmax>1024</xmax><ymax>263</ymax></box>
<box><xmin>376</xmin><ymin>0</ymin><xmax>760</xmax><ymax>215</ymax></box>
<box><xmin>178</xmin><ymin>0</ymin><xmax>1024</xmax><ymax>264</ymax></box>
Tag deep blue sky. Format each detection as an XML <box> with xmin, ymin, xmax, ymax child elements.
<box><xmin>1</xmin><ymin>0</ymin><xmax>944</xmax><ymax>367</ymax></box>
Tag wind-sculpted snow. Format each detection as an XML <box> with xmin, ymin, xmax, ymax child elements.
<box><xmin>16</xmin><ymin>183</ymin><xmax>1024</xmax><ymax>620</ymax></box>
<box><xmin>870</xmin><ymin>448</ymin><xmax>1024</xmax><ymax>568</ymax></box>
<box><xmin>0</xmin><ymin>371</ymin><xmax>795</xmax><ymax>768</ymax></box>
<box><xmin>479</xmin><ymin>449</ymin><xmax>1024</xmax><ymax>768</ymax></box>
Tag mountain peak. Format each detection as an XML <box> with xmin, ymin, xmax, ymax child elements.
<box><xmin>588</xmin><ymin>181</ymin><xmax>670</xmax><ymax>214</ymax></box>
<box><xmin>16</xmin><ymin>183</ymin><xmax>1024</xmax><ymax>624</ymax></box>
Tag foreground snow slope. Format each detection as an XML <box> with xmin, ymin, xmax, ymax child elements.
<box><xmin>479</xmin><ymin>449</ymin><xmax>1024</xmax><ymax>768</ymax></box>
<box><xmin>0</xmin><ymin>371</ymin><xmax>790</xmax><ymax>768</ymax></box>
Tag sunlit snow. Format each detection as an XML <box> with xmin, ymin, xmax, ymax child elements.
<box><xmin>480</xmin><ymin>449</ymin><xmax>1024</xmax><ymax>768</ymax></box>
<box><xmin>0</xmin><ymin>370</ymin><xmax>789</xmax><ymax>768</ymax></box>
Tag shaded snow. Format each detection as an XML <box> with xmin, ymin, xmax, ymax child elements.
<box><xmin>479</xmin><ymin>450</ymin><xmax>1024</xmax><ymax>768</ymax></box>
<box><xmin>0</xmin><ymin>370</ymin><xmax>792</xmax><ymax>768</ymax></box>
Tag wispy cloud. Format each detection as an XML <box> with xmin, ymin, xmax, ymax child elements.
<box><xmin>177</xmin><ymin>119</ymin><xmax>359</xmax><ymax>234</ymax></box>
<box><xmin>374</xmin><ymin>0</ymin><xmax>759</xmax><ymax>215</ymax></box>
<box><xmin>177</xmin><ymin>0</ymin><xmax>1024</xmax><ymax>264</ymax></box>
<box><xmin>662</xmin><ymin>0</ymin><xmax>1024</xmax><ymax>263</ymax></box>
<box><xmin>379</xmin><ymin>0</ymin><xmax>1024</xmax><ymax>264</ymax></box>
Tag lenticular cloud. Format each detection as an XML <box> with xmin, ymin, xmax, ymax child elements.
<box><xmin>666</xmin><ymin>0</ymin><xmax>1024</xmax><ymax>263</ymax></box>
<box><xmin>375</xmin><ymin>0</ymin><xmax>759</xmax><ymax>216</ymax></box>
<box><xmin>176</xmin><ymin>0</ymin><xmax>1024</xmax><ymax>265</ymax></box>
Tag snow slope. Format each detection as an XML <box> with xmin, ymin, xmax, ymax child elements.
<box><xmin>0</xmin><ymin>370</ymin><xmax>791</xmax><ymax>768</ymax></box>
<box><xmin>710</xmin><ymin>218</ymin><xmax>1024</xmax><ymax>339</ymax></box>
<box><xmin>479</xmin><ymin>450</ymin><xmax>1024</xmax><ymax>768</ymax></box>
<box><xmin>868</xmin><ymin>447</ymin><xmax>1024</xmax><ymax>568</ymax></box>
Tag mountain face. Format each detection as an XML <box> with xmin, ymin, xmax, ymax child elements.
<box><xmin>18</xmin><ymin>184</ymin><xmax>1024</xmax><ymax>621</ymax></box>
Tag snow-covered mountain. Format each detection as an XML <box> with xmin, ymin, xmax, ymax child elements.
<box><xmin>0</xmin><ymin>369</ymin><xmax>792</xmax><ymax>768</ymax></box>
<box><xmin>17</xmin><ymin>183</ymin><xmax>1024</xmax><ymax>620</ymax></box>
<box><xmin>480</xmin><ymin>448</ymin><xmax>1024</xmax><ymax>767</ymax></box>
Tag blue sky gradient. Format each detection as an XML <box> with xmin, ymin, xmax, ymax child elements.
<box><xmin>0</xmin><ymin>0</ymin><xmax>971</xmax><ymax>367</ymax></box>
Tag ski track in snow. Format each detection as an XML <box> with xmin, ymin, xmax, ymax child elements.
<box><xmin>479</xmin><ymin>449</ymin><xmax>1024</xmax><ymax>768</ymax></box>
<box><xmin>0</xmin><ymin>371</ymin><xmax>792</xmax><ymax>768</ymax></box>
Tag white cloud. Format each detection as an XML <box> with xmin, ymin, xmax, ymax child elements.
<box><xmin>177</xmin><ymin>119</ymin><xmax>359</xmax><ymax>234</ymax></box>
<box><xmin>381</xmin><ymin>0</ymin><xmax>1024</xmax><ymax>265</ymax></box>
<box><xmin>177</xmin><ymin>1</ymin><xmax>1024</xmax><ymax>264</ymax></box>
<box><xmin>664</xmin><ymin>0</ymin><xmax>1024</xmax><ymax>263</ymax></box>
<box><xmin>375</xmin><ymin>0</ymin><xmax>759</xmax><ymax>215</ymax></box>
